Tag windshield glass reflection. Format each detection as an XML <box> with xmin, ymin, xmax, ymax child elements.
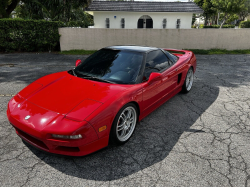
<box><xmin>75</xmin><ymin>49</ymin><xmax>143</xmax><ymax>84</ymax></box>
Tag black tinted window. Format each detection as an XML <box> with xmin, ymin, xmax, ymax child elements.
<box><xmin>163</xmin><ymin>50</ymin><xmax>178</xmax><ymax>64</ymax></box>
<box><xmin>146</xmin><ymin>50</ymin><xmax>170</xmax><ymax>70</ymax></box>
<box><xmin>74</xmin><ymin>49</ymin><xmax>143</xmax><ymax>84</ymax></box>
<box><xmin>144</xmin><ymin>50</ymin><xmax>170</xmax><ymax>80</ymax></box>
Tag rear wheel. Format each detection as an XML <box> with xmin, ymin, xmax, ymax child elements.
<box><xmin>110</xmin><ymin>103</ymin><xmax>138</xmax><ymax>145</ymax></box>
<box><xmin>182</xmin><ymin>67</ymin><xmax>194</xmax><ymax>93</ymax></box>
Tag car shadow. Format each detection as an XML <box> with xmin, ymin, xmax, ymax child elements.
<box><xmin>25</xmin><ymin>75</ymin><xmax>219</xmax><ymax>181</ymax></box>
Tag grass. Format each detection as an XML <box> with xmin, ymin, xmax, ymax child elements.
<box><xmin>60</xmin><ymin>49</ymin><xmax>250</xmax><ymax>55</ymax></box>
<box><xmin>186</xmin><ymin>49</ymin><xmax>250</xmax><ymax>55</ymax></box>
<box><xmin>60</xmin><ymin>49</ymin><xmax>97</xmax><ymax>55</ymax></box>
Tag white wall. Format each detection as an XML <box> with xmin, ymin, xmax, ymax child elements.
<box><xmin>91</xmin><ymin>11</ymin><xmax>193</xmax><ymax>29</ymax></box>
<box><xmin>59</xmin><ymin>28</ymin><xmax>250</xmax><ymax>51</ymax></box>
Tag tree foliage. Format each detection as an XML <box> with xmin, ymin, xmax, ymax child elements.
<box><xmin>239</xmin><ymin>20</ymin><xmax>250</xmax><ymax>27</ymax></box>
<box><xmin>211</xmin><ymin>0</ymin><xmax>247</xmax><ymax>28</ymax></box>
<box><xmin>0</xmin><ymin>0</ymin><xmax>20</xmax><ymax>18</ymax></box>
<box><xmin>13</xmin><ymin>0</ymin><xmax>93</xmax><ymax>27</ymax></box>
<box><xmin>238</xmin><ymin>0</ymin><xmax>250</xmax><ymax>21</ymax></box>
<box><xmin>194</xmin><ymin>0</ymin><xmax>217</xmax><ymax>25</ymax></box>
<box><xmin>194</xmin><ymin>0</ymin><xmax>249</xmax><ymax>28</ymax></box>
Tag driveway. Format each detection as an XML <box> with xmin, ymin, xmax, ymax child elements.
<box><xmin>0</xmin><ymin>53</ymin><xmax>250</xmax><ymax>187</ymax></box>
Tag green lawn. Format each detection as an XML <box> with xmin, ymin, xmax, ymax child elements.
<box><xmin>60</xmin><ymin>49</ymin><xmax>250</xmax><ymax>55</ymax></box>
<box><xmin>60</xmin><ymin>50</ymin><xmax>97</xmax><ymax>55</ymax></box>
<box><xmin>185</xmin><ymin>49</ymin><xmax>250</xmax><ymax>55</ymax></box>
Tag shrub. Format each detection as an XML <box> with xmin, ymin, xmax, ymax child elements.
<box><xmin>239</xmin><ymin>21</ymin><xmax>250</xmax><ymax>28</ymax></box>
<box><xmin>0</xmin><ymin>18</ymin><xmax>64</xmax><ymax>52</ymax></box>
<box><xmin>64</xmin><ymin>21</ymin><xmax>87</xmax><ymax>28</ymax></box>
<box><xmin>203</xmin><ymin>25</ymin><xmax>235</xmax><ymax>28</ymax></box>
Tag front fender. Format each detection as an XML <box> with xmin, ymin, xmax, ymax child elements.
<box><xmin>86</xmin><ymin>84</ymin><xmax>143</xmax><ymax>139</ymax></box>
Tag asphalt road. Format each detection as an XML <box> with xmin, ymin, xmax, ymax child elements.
<box><xmin>0</xmin><ymin>53</ymin><xmax>250</xmax><ymax>187</ymax></box>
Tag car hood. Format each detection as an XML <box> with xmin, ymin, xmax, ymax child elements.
<box><xmin>20</xmin><ymin>71</ymin><xmax>127</xmax><ymax>116</ymax></box>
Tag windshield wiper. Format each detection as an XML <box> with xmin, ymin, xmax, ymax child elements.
<box><xmin>81</xmin><ymin>75</ymin><xmax>115</xmax><ymax>84</ymax></box>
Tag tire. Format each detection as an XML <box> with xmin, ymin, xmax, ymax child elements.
<box><xmin>182</xmin><ymin>67</ymin><xmax>194</xmax><ymax>93</ymax></box>
<box><xmin>109</xmin><ymin>103</ymin><xmax>138</xmax><ymax>145</ymax></box>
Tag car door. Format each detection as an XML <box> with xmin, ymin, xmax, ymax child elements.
<box><xmin>142</xmin><ymin>50</ymin><xmax>177</xmax><ymax>112</ymax></box>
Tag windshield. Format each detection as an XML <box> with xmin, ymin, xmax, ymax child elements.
<box><xmin>74</xmin><ymin>49</ymin><xmax>144</xmax><ymax>84</ymax></box>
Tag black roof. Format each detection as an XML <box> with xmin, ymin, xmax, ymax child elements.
<box><xmin>87</xmin><ymin>1</ymin><xmax>203</xmax><ymax>13</ymax></box>
<box><xmin>105</xmin><ymin>46</ymin><xmax>158</xmax><ymax>52</ymax></box>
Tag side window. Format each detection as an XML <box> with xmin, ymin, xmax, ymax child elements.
<box><xmin>144</xmin><ymin>50</ymin><xmax>170</xmax><ymax>80</ymax></box>
<box><xmin>163</xmin><ymin>50</ymin><xmax>178</xmax><ymax>64</ymax></box>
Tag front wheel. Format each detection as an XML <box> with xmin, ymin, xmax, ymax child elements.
<box><xmin>110</xmin><ymin>103</ymin><xmax>138</xmax><ymax>145</ymax></box>
<box><xmin>182</xmin><ymin>67</ymin><xmax>194</xmax><ymax>93</ymax></box>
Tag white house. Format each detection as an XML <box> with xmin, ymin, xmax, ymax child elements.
<box><xmin>86</xmin><ymin>1</ymin><xmax>203</xmax><ymax>29</ymax></box>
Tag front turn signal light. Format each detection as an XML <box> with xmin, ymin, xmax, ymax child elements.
<box><xmin>51</xmin><ymin>134</ymin><xmax>82</xmax><ymax>139</ymax></box>
<box><xmin>98</xmin><ymin>125</ymin><xmax>107</xmax><ymax>132</ymax></box>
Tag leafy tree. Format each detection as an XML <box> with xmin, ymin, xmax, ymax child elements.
<box><xmin>13</xmin><ymin>0</ymin><xmax>93</xmax><ymax>27</ymax></box>
<box><xmin>202</xmin><ymin>0</ymin><xmax>217</xmax><ymax>25</ymax></box>
<box><xmin>238</xmin><ymin>0</ymin><xmax>250</xmax><ymax>21</ymax></box>
<box><xmin>0</xmin><ymin>0</ymin><xmax>20</xmax><ymax>18</ymax></box>
<box><xmin>15</xmin><ymin>0</ymin><xmax>65</xmax><ymax>20</ymax></box>
<box><xmin>192</xmin><ymin>14</ymin><xmax>196</xmax><ymax>25</ymax></box>
<box><xmin>219</xmin><ymin>13</ymin><xmax>239</xmax><ymax>24</ymax></box>
<box><xmin>194</xmin><ymin>0</ymin><xmax>217</xmax><ymax>25</ymax></box>
<box><xmin>211</xmin><ymin>0</ymin><xmax>247</xmax><ymax>28</ymax></box>
<box><xmin>17</xmin><ymin>0</ymin><xmax>89</xmax><ymax>21</ymax></box>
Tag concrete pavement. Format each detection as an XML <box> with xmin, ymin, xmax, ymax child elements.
<box><xmin>0</xmin><ymin>53</ymin><xmax>250</xmax><ymax>186</ymax></box>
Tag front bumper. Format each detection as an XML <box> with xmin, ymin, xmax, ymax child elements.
<box><xmin>7</xmin><ymin>108</ymin><xmax>109</xmax><ymax>156</ymax></box>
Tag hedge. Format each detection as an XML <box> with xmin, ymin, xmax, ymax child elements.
<box><xmin>65</xmin><ymin>21</ymin><xmax>88</xmax><ymax>28</ymax></box>
<box><xmin>199</xmin><ymin>24</ymin><xmax>235</xmax><ymax>28</ymax></box>
<box><xmin>239</xmin><ymin>21</ymin><xmax>250</xmax><ymax>28</ymax></box>
<box><xmin>0</xmin><ymin>18</ymin><xmax>64</xmax><ymax>52</ymax></box>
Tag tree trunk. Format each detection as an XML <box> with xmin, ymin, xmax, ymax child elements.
<box><xmin>214</xmin><ymin>15</ymin><xmax>218</xmax><ymax>25</ymax></box>
<box><xmin>217</xmin><ymin>12</ymin><xmax>220</xmax><ymax>25</ymax></box>
<box><xmin>205</xmin><ymin>13</ymin><xmax>208</xmax><ymax>25</ymax></box>
<box><xmin>220</xmin><ymin>19</ymin><xmax>226</xmax><ymax>29</ymax></box>
<box><xmin>220</xmin><ymin>13</ymin><xmax>228</xmax><ymax>29</ymax></box>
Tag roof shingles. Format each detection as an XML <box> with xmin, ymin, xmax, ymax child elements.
<box><xmin>87</xmin><ymin>1</ymin><xmax>203</xmax><ymax>13</ymax></box>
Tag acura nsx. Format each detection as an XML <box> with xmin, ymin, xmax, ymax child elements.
<box><xmin>7</xmin><ymin>46</ymin><xmax>197</xmax><ymax>156</ymax></box>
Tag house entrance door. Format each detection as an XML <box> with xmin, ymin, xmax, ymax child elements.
<box><xmin>137</xmin><ymin>15</ymin><xmax>153</xmax><ymax>28</ymax></box>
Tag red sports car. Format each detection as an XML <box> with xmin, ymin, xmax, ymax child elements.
<box><xmin>7</xmin><ymin>46</ymin><xmax>196</xmax><ymax>156</ymax></box>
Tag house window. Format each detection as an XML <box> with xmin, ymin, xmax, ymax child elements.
<box><xmin>106</xmin><ymin>18</ymin><xmax>110</xmax><ymax>28</ymax></box>
<box><xmin>121</xmin><ymin>18</ymin><xmax>125</xmax><ymax>28</ymax></box>
<box><xmin>163</xmin><ymin>19</ymin><xmax>167</xmax><ymax>29</ymax></box>
<box><xmin>176</xmin><ymin>19</ymin><xmax>181</xmax><ymax>29</ymax></box>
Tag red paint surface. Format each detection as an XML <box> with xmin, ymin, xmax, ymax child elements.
<box><xmin>7</xmin><ymin>49</ymin><xmax>197</xmax><ymax>156</ymax></box>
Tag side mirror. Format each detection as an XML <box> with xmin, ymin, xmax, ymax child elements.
<box><xmin>148</xmin><ymin>72</ymin><xmax>161</xmax><ymax>84</ymax></box>
<box><xmin>75</xmin><ymin>59</ymin><xmax>82</xmax><ymax>67</ymax></box>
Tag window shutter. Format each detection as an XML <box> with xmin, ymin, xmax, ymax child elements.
<box><xmin>121</xmin><ymin>18</ymin><xmax>125</xmax><ymax>28</ymax></box>
<box><xmin>163</xmin><ymin>19</ymin><xmax>167</xmax><ymax>29</ymax></box>
<box><xmin>176</xmin><ymin>19</ymin><xmax>181</xmax><ymax>29</ymax></box>
<box><xmin>106</xmin><ymin>18</ymin><xmax>110</xmax><ymax>28</ymax></box>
